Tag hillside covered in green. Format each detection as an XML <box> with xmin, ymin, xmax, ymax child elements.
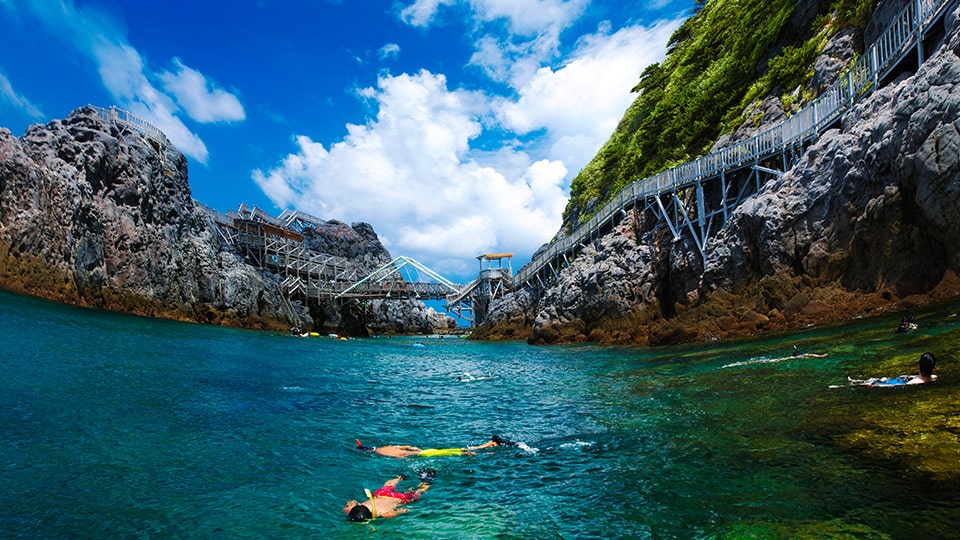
<box><xmin>563</xmin><ymin>0</ymin><xmax>877</xmax><ymax>228</ymax></box>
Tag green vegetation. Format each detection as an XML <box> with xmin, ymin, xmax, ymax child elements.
<box><xmin>564</xmin><ymin>0</ymin><xmax>877</xmax><ymax>227</ymax></box>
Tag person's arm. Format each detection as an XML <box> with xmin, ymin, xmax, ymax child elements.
<box><xmin>467</xmin><ymin>440</ymin><xmax>497</xmax><ymax>450</ymax></box>
<box><xmin>383</xmin><ymin>475</ymin><xmax>405</xmax><ymax>487</ymax></box>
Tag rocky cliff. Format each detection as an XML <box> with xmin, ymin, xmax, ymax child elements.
<box><xmin>476</xmin><ymin>1</ymin><xmax>960</xmax><ymax>345</ymax></box>
<box><xmin>0</xmin><ymin>106</ymin><xmax>452</xmax><ymax>334</ymax></box>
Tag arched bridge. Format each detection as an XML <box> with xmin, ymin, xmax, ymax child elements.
<box><xmin>197</xmin><ymin>203</ymin><xmax>512</xmax><ymax>325</ymax></box>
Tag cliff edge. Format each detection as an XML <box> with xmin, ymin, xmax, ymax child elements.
<box><xmin>476</xmin><ymin>2</ymin><xmax>960</xmax><ymax>345</ymax></box>
<box><xmin>0</xmin><ymin>106</ymin><xmax>450</xmax><ymax>334</ymax></box>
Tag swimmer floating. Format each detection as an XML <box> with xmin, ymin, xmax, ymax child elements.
<box><xmin>344</xmin><ymin>470</ymin><xmax>436</xmax><ymax>522</ymax></box>
<box><xmin>833</xmin><ymin>352</ymin><xmax>937</xmax><ymax>388</ymax></box>
<box><xmin>355</xmin><ymin>435</ymin><xmax>515</xmax><ymax>458</ymax></box>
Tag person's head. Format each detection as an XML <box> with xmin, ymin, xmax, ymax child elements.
<box><xmin>491</xmin><ymin>435</ymin><xmax>516</xmax><ymax>447</ymax></box>
<box><xmin>346</xmin><ymin>502</ymin><xmax>373</xmax><ymax>522</ymax></box>
<box><xmin>919</xmin><ymin>352</ymin><xmax>936</xmax><ymax>377</ymax></box>
<box><xmin>355</xmin><ymin>439</ymin><xmax>374</xmax><ymax>452</ymax></box>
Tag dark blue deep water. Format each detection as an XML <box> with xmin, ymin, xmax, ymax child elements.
<box><xmin>3</xmin><ymin>289</ymin><xmax>960</xmax><ymax>539</ymax></box>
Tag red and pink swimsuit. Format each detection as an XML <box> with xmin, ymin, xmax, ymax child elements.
<box><xmin>373</xmin><ymin>484</ymin><xmax>420</xmax><ymax>503</ymax></box>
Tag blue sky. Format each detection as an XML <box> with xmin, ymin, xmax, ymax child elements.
<box><xmin>0</xmin><ymin>0</ymin><xmax>691</xmax><ymax>282</ymax></box>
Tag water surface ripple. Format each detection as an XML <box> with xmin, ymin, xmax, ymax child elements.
<box><xmin>3</xmin><ymin>290</ymin><xmax>960</xmax><ymax>538</ymax></box>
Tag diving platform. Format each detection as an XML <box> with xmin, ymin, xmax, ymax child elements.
<box><xmin>445</xmin><ymin>253</ymin><xmax>513</xmax><ymax>324</ymax></box>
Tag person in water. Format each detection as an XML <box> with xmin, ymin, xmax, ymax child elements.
<box><xmin>792</xmin><ymin>345</ymin><xmax>828</xmax><ymax>358</ymax></box>
<box><xmin>355</xmin><ymin>435</ymin><xmax>516</xmax><ymax>458</ymax></box>
<box><xmin>849</xmin><ymin>352</ymin><xmax>937</xmax><ymax>386</ymax></box>
<box><xmin>343</xmin><ymin>469</ymin><xmax>436</xmax><ymax>522</ymax></box>
<box><xmin>897</xmin><ymin>315</ymin><xmax>918</xmax><ymax>333</ymax></box>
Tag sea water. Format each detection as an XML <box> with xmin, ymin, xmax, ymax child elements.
<box><xmin>2</xmin><ymin>289</ymin><xmax>960</xmax><ymax>539</ymax></box>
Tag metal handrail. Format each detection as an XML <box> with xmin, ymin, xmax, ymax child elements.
<box><xmin>91</xmin><ymin>105</ymin><xmax>170</xmax><ymax>148</ymax></box>
<box><xmin>515</xmin><ymin>0</ymin><xmax>951</xmax><ymax>287</ymax></box>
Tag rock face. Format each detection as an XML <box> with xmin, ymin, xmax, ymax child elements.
<box><xmin>0</xmin><ymin>106</ymin><xmax>451</xmax><ymax>334</ymax></box>
<box><xmin>476</xmin><ymin>4</ymin><xmax>960</xmax><ymax>345</ymax></box>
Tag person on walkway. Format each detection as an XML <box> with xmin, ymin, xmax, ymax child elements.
<box><xmin>355</xmin><ymin>435</ymin><xmax>515</xmax><ymax>458</ymax></box>
<box><xmin>343</xmin><ymin>469</ymin><xmax>435</xmax><ymax>522</ymax></box>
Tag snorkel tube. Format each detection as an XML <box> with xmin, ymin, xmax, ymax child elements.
<box><xmin>364</xmin><ymin>488</ymin><xmax>377</xmax><ymax>518</ymax></box>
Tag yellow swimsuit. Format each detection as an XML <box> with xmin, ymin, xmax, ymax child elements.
<box><xmin>417</xmin><ymin>447</ymin><xmax>463</xmax><ymax>457</ymax></box>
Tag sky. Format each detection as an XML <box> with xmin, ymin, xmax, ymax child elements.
<box><xmin>0</xmin><ymin>0</ymin><xmax>691</xmax><ymax>282</ymax></box>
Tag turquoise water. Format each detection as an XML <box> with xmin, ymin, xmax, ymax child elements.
<box><xmin>3</xmin><ymin>290</ymin><xmax>960</xmax><ymax>539</ymax></box>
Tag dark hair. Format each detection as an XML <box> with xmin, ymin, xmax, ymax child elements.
<box><xmin>919</xmin><ymin>352</ymin><xmax>936</xmax><ymax>377</ymax></box>
<box><xmin>492</xmin><ymin>435</ymin><xmax>516</xmax><ymax>447</ymax></box>
<box><xmin>347</xmin><ymin>504</ymin><xmax>373</xmax><ymax>522</ymax></box>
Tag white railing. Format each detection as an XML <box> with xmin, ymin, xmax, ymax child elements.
<box><xmin>91</xmin><ymin>105</ymin><xmax>169</xmax><ymax>148</ymax></box>
<box><xmin>515</xmin><ymin>0</ymin><xmax>952</xmax><ymax>287</ymax></box>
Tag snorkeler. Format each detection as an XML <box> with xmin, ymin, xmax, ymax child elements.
<box><xmin>722</xmin><ymin>347</ymin><xmax>828</xmax><ymax>368</ymax></box>
<box><xmin>792</xmin><ymin>345</ymin><xmax>829</xmax><ymax>358</ymax></box>
<box><xmin>355</xmin><ymin>435</ymin><xmax>516</xmax><ymax>458</ymax></box>
<box><xmin>897</xmin><ymin>315</ymin><xmax>918</xmax><ymax>333</ymax></box>
<box><xmin>846</xmin><ymin>352</ymin><xmax>937</xmax><ymax>387</ymax></box>
<box><xmin>343</xmin><ymin>469</ymin><xmax>436</xmax><ymax>522</ymax></box>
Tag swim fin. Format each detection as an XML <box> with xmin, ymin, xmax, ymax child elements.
<box><xmin>356</xmin><ymin>438</ymin><xmax>373</xmax><ymax>452</ymax></box>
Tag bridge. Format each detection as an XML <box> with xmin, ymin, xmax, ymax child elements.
<box><xmin>194</xmin><ymin>203</ymin><xmax>512</xmax><ymax>326</ymax></box>
<box><xmin>93</xmin><ymin>0</ymin><xmax>954</xmax><ymax>325</ymax></box>
<box><xmin>89</xmin><ymin>107</ymin><xmax>516</xmax><ymax>325</ymax></box>
<box><xmin>514</xmin><ymin>0</ymin><xmax>957</xmax><ymax>291</ymax></box>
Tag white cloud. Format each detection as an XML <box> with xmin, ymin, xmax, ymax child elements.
<box><xmin>469</xmin><ymin>30</ymin><xmax>562</xmax><ymax>86</ymax></box>
<box><xmin>403</xmin><ymin>0</ymin><xmax>590</xmax><ymax>87</ymax></box>
<box><xmin>399</xmin><ymin>0</ymin><xmax>456</xmax><ymax>27</ymax></box>
<box><xmin>159</xmin><ymin>58</ymin><xmax>245</xmax><ymax>123</ymax></box>
<box><xmin>379</xmin><ymin>42</ymin><xmax>401</xmax><ymax>60</ymax></box>
<box><xmin>87</xmin><ymin>36</ymin><xmax>209</xmax><ymax>162</ymax></box>
<box><xmin>254</xmin><ymin>70</ymin><xmax>567</xmax><ymax>277</ymax></box>
<box><xmin>402</xmin><ymin>0</ymin><xmax>587</xmax><ymax>34</ymax></box>
<box><xmin>469</xmin><ymin>0</ymin><xmax>588</xmax><ymax>35</ymax></box>
<box><xmin>14</xmin><ymin>0</ymin><xmax>244</xmax><ymax>164</ymax></box>
<box><xmin>497</xmin><ymin>19</ymin><xmax>683</xmax><ymax>173</ymax></box>
<box><xmin>0</xmin><ymin>70</ymin><xmax>43</xmax><ymax>119</ymax></box>
<box><xmin>255</xmin><ymin>6</ymin><xmax>685</xmax><ymax>278</ymax></box>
